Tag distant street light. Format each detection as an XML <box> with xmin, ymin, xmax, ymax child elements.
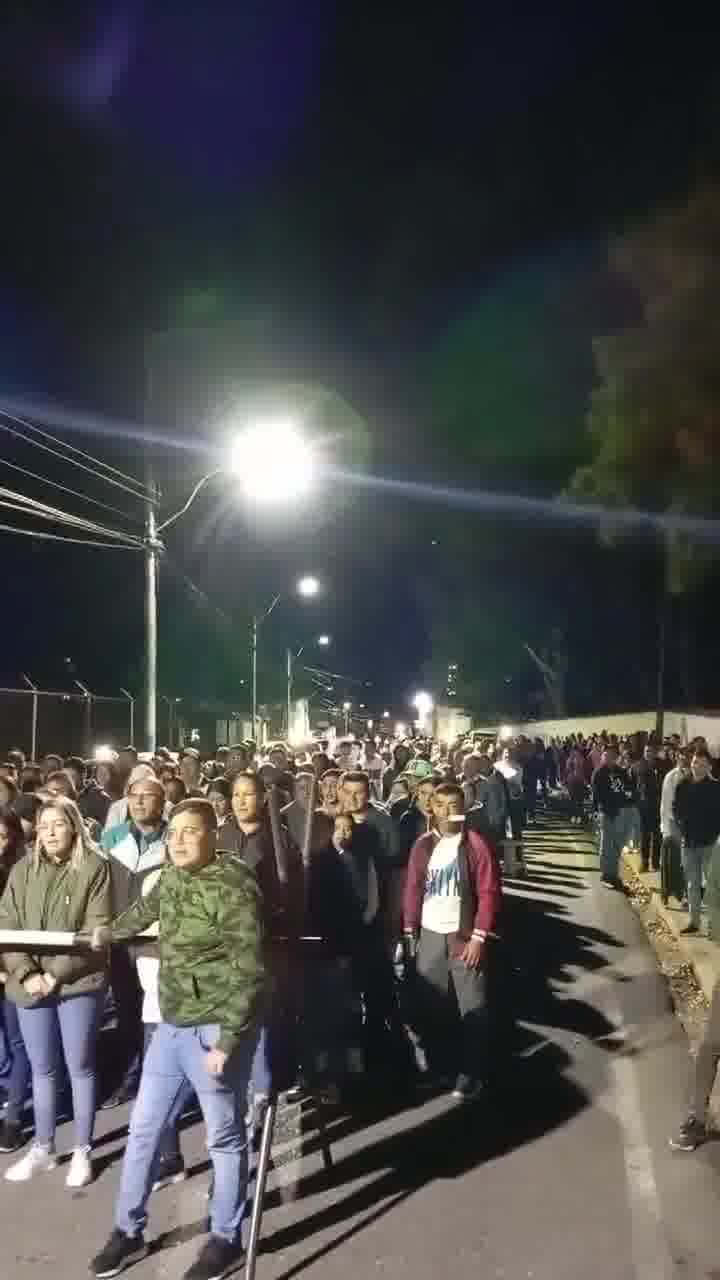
<box><xmin>318</xmin><ymin>634</ymin><xmax>331</xmax><ymax>647</ymax></box>
<box><xmin>298</xmin><ymin>575</ymin><xmax>321</xmax><ymax>598</ymax></box>
<box><xmin>412</xmin><ymin>691</ymin><xmax>434</xmax><ymax>718</ymax></box>
<box><xmin>383</xmin><ymin>710</ymin><xmax>390</xmax><ymax>718</ymax></box>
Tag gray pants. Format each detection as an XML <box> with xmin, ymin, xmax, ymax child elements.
<box><xmin>598</xmin><ymin>812</ymin><xmax>626</xmax><ymax>881</ymax></box>
<box><xmin>681</xmin><ymin>843</ymin><xmax>714</xmax><ymax>928</ymax></box>
<box><xmin>413</xmin><ymin>928</ymin><xmax>488</xmax><ymax>1080</ymax></box>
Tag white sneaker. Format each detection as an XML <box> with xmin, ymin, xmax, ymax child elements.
<box><xmin>5</xmin><ymin>1142</ymin><xmax>58</xmax><ymax>1182</ymax></box>
<box><xmin>65</xmin><ymin>1147</ymin><xmax>93</xmax><ymax>1189</ymax></box>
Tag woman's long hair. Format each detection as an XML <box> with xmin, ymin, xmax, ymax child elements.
<box><xmin>0</xmin><ymin>805</ymin><xmax>25</xmax><ymax>866</ymax></box>
<box><xmin>33</xmin><ymin>796</ymin><xmax>100</xmax><ymax>872</ymax></box>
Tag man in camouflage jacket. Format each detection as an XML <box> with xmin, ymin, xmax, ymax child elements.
<box><xmin>89</xmin><ymin>797</ymin><xmax>265</xmax><ymax>1280</ymax></box>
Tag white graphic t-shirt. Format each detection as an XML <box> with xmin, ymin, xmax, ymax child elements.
<box><xmin>421</xmin><ymin>832</ymin><xmax>462</xmax><ymax>935</ymax></box>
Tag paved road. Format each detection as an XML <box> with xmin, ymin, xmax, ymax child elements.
<box><xmin>4</xmin><ymin>814</ymin><xmax>720</xmax><ymax>1280</ymax></box>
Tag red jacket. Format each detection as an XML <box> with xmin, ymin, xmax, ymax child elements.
<box><xmin>403</xmin><ymin>826</ymin><xmax>502</xmax><ymax>955</ymax></box>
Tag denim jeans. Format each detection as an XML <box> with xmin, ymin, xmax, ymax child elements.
<box><xmin>0</xmin><ymin>998</ymin><xmax>31</xmax><ymax>1126</ymax></box>
<box><xmin>115</xmin><ymin>1022</ymin><xmax>257</xmax><ymax>1243</ymax></box>
<box><xmin>142</xmin><ymin>1023</ymin><xmax>194</xmax><ymax>1162</ymax></box>
<box><xmin>682</xmin><ymin>843</ymin><xmax>715</xmax><ymax>927</ymax></box>
<box><xmin>16</xmin><ymin>990</ymin><xmax>104</xmax><ymax>1148</ymax></box>
<box><xmin>598</xmin><ymin>812</ymin><xmax>626</xmax><ymax>881</ymax></box>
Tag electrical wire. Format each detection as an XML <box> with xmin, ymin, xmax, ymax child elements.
<box><xmin>0</xmin><ymin>456</ymin><xmax>143</xmax><ymax>525</ymax></box>
<box><xmin>0</xmin><ymin>416</ymin><xmax>156</xmax><ymax>505</ymax></box>
<box><xmin>0</xmin><ymin>523</ymin><xmax>143</xmax><ymax>550</ymax></box>
<box><xmin>0</xmin><ymin>487</ymin><xmax>144</xmax><ymax>546</ymax></box>
<box><xmin>0</xmin><ymin>408</ymin><xmax>155</xmax><ymax>498</ymax></box>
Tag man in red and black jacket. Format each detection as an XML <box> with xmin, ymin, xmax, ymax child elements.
<box><xmin>403</xmin><ymin>781</ymin><xmax>502</xmax><ymax>1102</ymax></box>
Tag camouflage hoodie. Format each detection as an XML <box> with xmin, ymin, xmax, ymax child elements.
<box><xmin>106</xmin><ymin>851</ymin><xmax>265</xmax><ymax>1056</ymax></box>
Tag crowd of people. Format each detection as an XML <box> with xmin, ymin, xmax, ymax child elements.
<box><xmin>1</xmin><ymin>726</ymin><xmax>719</xmax><ymax>1278</ymax></box>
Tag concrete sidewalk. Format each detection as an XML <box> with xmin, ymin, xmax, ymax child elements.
<box><xmin>622</xmin><ymin>850</ymin><xmax>719</xmax><ymax>1002</ymax></box>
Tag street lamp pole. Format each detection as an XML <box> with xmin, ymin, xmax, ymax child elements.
<box><xmin>252</xmin><ymin>594</ymin><xmax>281</xmax><ymax>745</ymax></box>
<box><xmin>144</xmin><ymin>492</ymin><xmax>161</xmax><ymax>754</ymax></box>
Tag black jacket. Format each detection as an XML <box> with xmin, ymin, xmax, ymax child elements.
<box><xmin>592</xmin><ymin>765</ymin><xmax>633</xmax><ymax>819</ymax></box>
<box><xmin>674</xmin><ymin>776</ymin><xmax>720</xmax><ymax>847</ymax></box>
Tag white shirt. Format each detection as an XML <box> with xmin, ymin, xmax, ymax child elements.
<box><xmin>661</xmin><ymin>765</ymin><xmax>684</xmax><ymax>839</ymax></box>
<box><xmin>421</xmin><ymin>832</ymin><xmax>462</xmax><ymax>935</ymax></box>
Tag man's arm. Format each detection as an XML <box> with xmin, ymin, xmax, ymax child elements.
<box><xmin>467</xmin><ymin>830</ymin><xmax>502</xmax><ymax>940</ymax></box>
<box><xmin>214</xmin><ymin>870</ymin><xmax>266</xmax><ymax>1057</ymax></box>
<box><xmin>0</xmin><ymin>863</ymin><xmax>40</xmax><ymax>985</ymax></box>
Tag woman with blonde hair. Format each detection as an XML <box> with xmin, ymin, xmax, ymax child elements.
<box><xmin>0</xmin><ymin>796</ymin><xmax>111</xmax><ymax>1186</ymax></box>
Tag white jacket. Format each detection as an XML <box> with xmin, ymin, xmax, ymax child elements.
<box><xmin>660</xmin><ymin>766</ymin><xmax>683</xmax><ymax>839</ymax></box>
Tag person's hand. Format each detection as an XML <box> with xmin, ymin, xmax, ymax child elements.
<box><xmin>460</xmin><ymin>938</ymin><xmax>485</xmax><ymax>971</ymax></box>
<box><xmin>23</xmin><ymin>973</ymin><xmax>51</xmax><ymax>998</ymax></box>
<box><xmin>205</xmin><ymin>1048</ymin><xmax>228</xmax><ymax>1077</ymax></box>
<box><xmin>41</xmin><ymin>972</ymin><xmax>58</xmax><ymax>995</ymax></box>
<box><xmin>90</xmin><ymin>925</ymin><xmax>112</xmax><ymax>951</ymax></box>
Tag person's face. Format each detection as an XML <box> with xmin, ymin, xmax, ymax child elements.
<box><xmin>269</xmin><ymin>749</ymin><xmax>287</xmax><ymax>770</ymax></box>
<box><xmin>232</xmin><ymin>777</ymin><xmax>262</xmax><ymax>825</ymax></box>
<box><xmin>118</xmin><ymin>751</ymin><xmax>137</xmax><ymax>776</ymax></box>
<box><xmin>464</xmin><ymin>755</ymin><xmax>482</xmax><ymax>781</ymax></box>
<box><xmin>128</xmin><ymin>784</ymin><xmax>165</xmax><ymax>827</ymax></box>
<box><xmin>167</xmin><ymin>809</ymin><xmax>215</xmax><ymax>871</ymax></box>
<box><xmin>0</xmin><ymin>764</ymin><xmax>18</xmax><ymax>784</ymax></box>
<box><xmin>180</xmin><ymin>757</ymin><xmax>201</xmax><ymax>788</ymax></box>
<box><xmin>343</xmin><ymin>780</ymin><xmax>370</xmax><ymax>815</ymax></box>
<box><xmin>0</xmin><ymin>779</ymin><xmax>14</xmax><ymax>807</ymax></box>
<box><xmin>294</xmin><ymin>775</ymin><xmax>313</xmax><ymax>809</ymax></box>
<box><xmin>502</xmin><ymin>747</ymin><xmax>511</xmax><ymax>764</ymax></box>
<box><xmin>644</xmin><ymin>745</ymin><xmax>657</xmax><ymax>764</ymax></box>
<box><xmin>334</xmin><ymin>815</ymin><xmax>354</xmax><ymax>847</ymax></box>
<box><xmin>0</xmin><ymin>821</ymin><xmax>12</xmax><ymax>860</ymax></box>
<box><xmin>678</xmin><ymin>756</ymin><xmax>692</xmax><ymax>779</ymax></box>
<box><xmin>43</xmin><ymin>756</ymin><xmax>62</xmax><ymax>777</ymax></box>
<box><xmin>209</xmin><ymin>788</ymin><xmax>231</xmax><ymax>819</ymax></box>
<box><xmin>691</xmin><ymin>754</ymin><xmax>711</xmax><ymax>781</ymax></box>
<box><xmin>37</xmin><ymin>806</ymin><xmax>74</xmax><ymax>860</ymax></box>
<box><xmin>320</xmin><ymin>776</ymin><xmax>339</xmax><ymax>807</ymax></box>
<box><xmin>395</xmin><ymin>747</ymin><xmax>411</xmax><ymax>769</ymax></box>
<box><xmin>47</xmin><ymin>775</ymin><xmax>73</xmax><ymax>799</ymax></box>
<box><xmin>416</xmin><ymin>781</ymin><xmax>435</xmax><ymax>817</ymax></box>
<box><xmin>227</xmin><ymin>749</ymin><xmax>248</xmax><ymax>773</ymax></box>
<box><xmin>431</xmin><ymin>790</ymin><xmax>464</xmax><ymax>836</ymax></box>
<box><xmin>65</xmin><ymin>766</ymin><xmax>83</xmax><ymax>793</ymax></box>
<box><xmin>166</xmin><ymin>779</ymin><xmax>186</xmax><ymax>806</ymax></box>
<box><xmin>603</xmin><ymin>749</ymin><xmax>618</xmax><ymax>768</ymax></box>
<box><xmin>96</xmin><ymin>763</ymin><xmax>112</xmax><ymax>790</ymax></box>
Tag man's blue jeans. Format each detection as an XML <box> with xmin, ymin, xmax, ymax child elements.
<box><xmin>115</xmin><ymin>1022</ymin><xmax>257</xmax><ymax>1243</ymax></box>
<box><xmin>598</xmin><ymin>812</ymin><xmax>626</xmax><ymax>881</ymax></box>
<box><xmin>681</xmin><ymin>843</ymin><xmax>714</xmax><ymax>927</ymax></box>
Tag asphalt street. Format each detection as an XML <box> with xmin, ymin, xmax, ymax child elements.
<box><xmin>4</xmin><ymin>814</ymin><xmax>720</xmax><ymax>1280</ymax></box>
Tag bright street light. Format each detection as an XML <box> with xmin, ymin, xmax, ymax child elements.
<box><xmin>343</xmin><ymin>701</ymin><xmax>352</xmax><ymax>712</ymax></box>
<box><xmin>297</xmin><ymin>575</ymin><xmax>320</xmax><ymax>598</ymax></box>
<box><xmin>318</xmin><ymin>634</ymin><xmax>331</xmax><ymax>646</ymax></box>
<box><xmin>383</xmin><ymin>710</ymin><xmax>390</xmax><ymax>718</ymax></box>
<box><xmin>230</xmin><ymin>419</ymin><xmax>315</xmax><ymax>504</ymax></box>
<box><xmin>412</xmin><ymin>691</ymin><xmax>434</xmax><ymax>717</ymax></box>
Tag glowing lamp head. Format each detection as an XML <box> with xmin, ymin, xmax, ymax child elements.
<box><xmin>412</xmin><ymin>691</ymin><xmax>434</xmax><ymax>718</ymax></box>
<box><xmin>230</xmin><ymin>419</ymin><xmax>315</xmax><ymax>504</ymax></box>
<box><xmin>297</xmin><ymin>575</ymin><xmax>320</xmax><ymax>598</ymax></box>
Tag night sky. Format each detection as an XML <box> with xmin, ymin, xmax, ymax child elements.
<box><xmin>1</xmin><ymin>2</ymin><xmax>718</xmax><ymax>727</ymax></box>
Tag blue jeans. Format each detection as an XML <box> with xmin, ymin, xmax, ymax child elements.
<box><xmin>0</xmin><ymin>999</ymin><xmax>31</xmax><ymax>1126</ymax></box>
<box><xmin>598</xmin><ymin>812</ymin><xmax>626</xmax><ymax>881</ymax></box>
<box><xmin>16</xmin><ymin>990</ymin><xmax>104</xmax><ymax>1148</ymax></box>
<box><xmin>116</xmin><ymin>1022</ymin><xmax>257</xmax><ymax>1243</ymax></box>
<box><xmin>681</xmin><ymin>843</ymin><xmax>714</xmax><ymax>927</ymax></box>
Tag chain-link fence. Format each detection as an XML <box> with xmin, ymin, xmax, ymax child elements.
<box><xmin>0</xmin><ymin>688</ymin><xmax>134</xmax><ymax>760</ymax></box>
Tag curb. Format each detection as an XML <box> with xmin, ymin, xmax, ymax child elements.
<box><xmin>622</xmin><ymin>849</ymin><xmax>717</xmax><ymax>1003</ymax></box>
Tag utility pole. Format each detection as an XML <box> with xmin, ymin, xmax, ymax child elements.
<box><xmin>120</xmin><ymin>688</ymin><xmax>135</xmax><ymax>748</ymax></box>
<box><xmin>252</xmin><ymin>616</ymin><xmax>259</xmax><ymax>745</ymax></box>
<box><xmin>286</xmin><ymin>647</ymin><xmax>293</xmax><ymax>740</ymax></box>
<box><xmin>21</xmin><ymin>673</ymin><xmax>39</xmax><ymax>760</ymax></box>
<box><xmin>144</xmin><ymin>489</ymin><xmax>162</xmax><ymax>754</ymax></box>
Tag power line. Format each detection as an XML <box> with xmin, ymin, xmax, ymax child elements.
<box><xmin>0</xmin><ymin>409</ymin><xmax>154</xmax><ymax>498</ymax></box>
<box><xmin>0</xmin><ymin>416</ymin><xmax>156</xmax><ymax>505</ymax></box>
<box><xmin>0</xmin><ymin>486</ymin><xmax>144</xmax><ymax>546</ymax></box>
<box><xmin>0</xmin><ymin>455</ymin><xmax>142</xmax><ymax>526</ymax></box>
<box><xmin>0</xmin><ymin>523</ymin><xmax>143</xmax><ymax>551</ymax></box>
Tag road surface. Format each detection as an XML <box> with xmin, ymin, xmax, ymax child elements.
<box><xmin>4</xmin><ymin>814</ymin><xmax>720</xmax><ymax>1280</ymax></box>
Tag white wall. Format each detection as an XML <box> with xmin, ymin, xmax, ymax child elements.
<box><xmin>504</xmin><ymin>710</ymin><xmax>720</xmax><ymax>753</ymax></box>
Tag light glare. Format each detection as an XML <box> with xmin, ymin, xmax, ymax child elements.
<box><xmin>231</xmin><ymin>419</ymin><xmax>315</xmax><ymax>504</ymax></box>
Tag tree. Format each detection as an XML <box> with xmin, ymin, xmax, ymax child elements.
<box><xmin>570</xmin><ymin>187</ymin><xmax>720</xmax><ymax>715</ymax></box>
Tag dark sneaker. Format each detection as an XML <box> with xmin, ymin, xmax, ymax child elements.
<box><xmin>669</xmin><ymin>1116</ymin><xmax>706</xmax><ymax>1152</ymax></box>
<box><xmin>100</xmin><ymin>1084</ymin><xmax>137</xmax><ymax>1111</ymax></box>
<box><xmin>183</xmin><ymin>1235</ymin><xmax>245</xmax><ymax>1280</ymax></box>
<box><xmin>152</xmin><ymin>1154</ymin><xmax>187</xmax><ymax>1191</ymax></box>
<box><xmin>680</xmin><ymin>923</ymin><xmax>699</xmax><ymax>936</ymax></box>
<box><xmin>0</xmin><ymin>1121</ymin><xmax>24</xmax><ymax>1153</ymax></box>
<box><xmin>90</xmin><ymin>1229</ymin><xmax>148</xmax><ymax>1277</ymax></box>
<box><xmin>451</xmin><ymin>1074</ymin><xmax>484</xmax><ymax>1103</ymax></box>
